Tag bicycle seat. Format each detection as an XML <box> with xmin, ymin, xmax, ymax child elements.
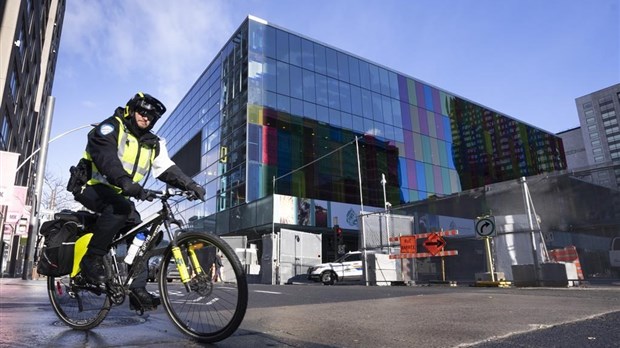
<box><xmin>54</xmin><ymin>210</ymin><xmax>98</xmax><ymax>227</ymax></box>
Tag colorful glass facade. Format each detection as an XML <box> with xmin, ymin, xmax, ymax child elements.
<box><xmin>153</xmin><ymin>16</ymin><xmax>566</xmax><ymax>228</ymax></box>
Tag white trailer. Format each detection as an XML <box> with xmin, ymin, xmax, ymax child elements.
<box><xmin>261</xmin><ymin>229</ymin><xmax>322</xmax><ymax>284</ymax></box>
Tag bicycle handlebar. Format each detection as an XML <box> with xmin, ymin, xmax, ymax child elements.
<box><xmin>142</xmin><ymin>188</ymin><xmax>202</xmax><ymax>202</ymax></box>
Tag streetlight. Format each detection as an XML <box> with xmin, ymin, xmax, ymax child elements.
<box><xmin>16</xmin><ymin>123</ymin><xmax>97</xmax><ymax>172</ymax></box>
<box><xmin>19</xmin><ymin>96</ymin><xmax>54</xmax><ymax>280</ymax></box>
<box><xmin>380</xmin><ymin>173</ymin><xmax>392</xmax><ymax>254</ymax></box>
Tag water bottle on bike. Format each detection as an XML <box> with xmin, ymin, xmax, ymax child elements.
<box><xmin>124</xmin><ymin>232</ymin><xmax>146</xmax><ymax>265</ymax></box>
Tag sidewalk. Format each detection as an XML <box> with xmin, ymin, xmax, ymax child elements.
<box><xmin>0</xmin><ymin>276</ymin><xmax>47</xmax><ymax>288</ymax></box>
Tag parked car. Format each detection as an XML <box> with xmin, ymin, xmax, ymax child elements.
<box><xmin>146</xmin><ymin>246</ymin><xmax>171</xmax><ymax>282</ymax></box>
<box><xmin>147</xmin><ymin>255</ymin><xmax>162</xmax><ymax>282</ymax></box>
<box><xmin>307</xmin><ymin>251</ymin><xmax>363</xmax><ymax>285</ymax></box>
<box><xmin>147</xmin><ymin>254</ymin><xmax>181</xmax><ymax>282</ymax></box>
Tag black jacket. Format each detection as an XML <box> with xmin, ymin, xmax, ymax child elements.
<box><xmin>86</xmin><ymin>108</ymin><xmax>194</xmax><ymax>190</ymax></box>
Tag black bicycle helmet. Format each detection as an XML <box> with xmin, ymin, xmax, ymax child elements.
<box><xmin>124</xmin><ymin>92</ymin><xmax>166</xmax><ymax>123</ymax></box>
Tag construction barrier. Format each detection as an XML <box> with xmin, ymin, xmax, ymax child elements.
<box><xmin>548</xmin><ymin>245</ymin><xmax>584</xmax><ymax>280</ymax></box>
<box><xmin>388</xmin><ymin>229</ymin><xmax>459</xmax><ymax>243</ymax></box>
<box><xmin>389</xmin><ymin>230</ymin><xmax>459</xmax><ymax>259</ymax></box>
<box><xmin>389</xmin><ymin>250</ymin><xmax>458</xmax><ymax>259</ymax></box>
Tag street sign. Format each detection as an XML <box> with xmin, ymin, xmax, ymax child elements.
<box><xmin>423</xmin><ymin>233</ymin><xmax>446</xmax><ymax>256</ymax></box>
<box><xmin>475</xmin><ymin>216</ymin><xmax>496</xmax><ymax>238</ymax></box>
<box><xmin>399</xmin><ymin>235</ymin><xmax>417</xmax><ymax>254</ymax></box>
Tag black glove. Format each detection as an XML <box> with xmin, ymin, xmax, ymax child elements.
<box><xmin>187</xmin><ymin>182</ymin><xmax>206</xmax><ymax>201</ymax></box>
<box><xmin>141</xmin><ymin>190</ymin><xmax>157</xmax><ymax>202</ymax></box>
<box><xmin>118</xmin><ymin>177</ymin><xmax>147</xmax><ymax>199</ymax></box>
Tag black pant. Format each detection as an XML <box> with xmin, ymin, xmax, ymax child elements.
<box><xmin>75</xmin><ymin>184</ymin><xmax>147</xmax><ymax>288</ymax></box>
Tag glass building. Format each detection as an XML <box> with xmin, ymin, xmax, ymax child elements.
<box><xmin>144</xmin><ymin>16</ymin><xmax>566</xmax><ymax>245</ymax></box>
<box><xmin>574</xmin><ymin>83</ymin><xmax>620</xmax><ymax>189</ymax></box>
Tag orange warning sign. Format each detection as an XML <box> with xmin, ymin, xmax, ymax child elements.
<box><xmin>423</xmin><ymin>233</ymin><xmax>446</xmax><ymax>256</ymax></box>
<box><xmin>400</xmin><ymin>235</ymin><xmax>417</xmax><ymax>254</ymax></box>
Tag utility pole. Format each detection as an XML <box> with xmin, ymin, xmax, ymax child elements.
<box><xmin>21</xmin><ymin>96</ymin><xmax>55</xmax><ymax>280</ymax></box>
<box><xmin>13</xmin><ymin>113</ymin><xmax>94</xmax><ymax>279</ymax></box>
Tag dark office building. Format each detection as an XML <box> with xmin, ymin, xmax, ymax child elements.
<box><xmin>0</xmin><ymin>0</ymin><xmax>65</xmax><ymax>192</ymax></box>
<box><xmin>0</xmin><ymin>0</ymin><xmax>66</xmax><ymax>276</ymax></box>
<box><xmin>145</xmin><ymin>16</ymin><xmax>566</xmax><ymax>241</ymax></box>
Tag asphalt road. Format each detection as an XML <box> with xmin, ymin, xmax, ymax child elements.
<box><xmin>1</xmin><ymin>278</ymin><xmax>619</xmax><ymax>347</ymax></box>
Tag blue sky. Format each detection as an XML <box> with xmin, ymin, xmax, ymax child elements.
<box><xmin>47</xmin><ymin>0</ymin><xmax>619</xmax><ymax>180</ymax></box>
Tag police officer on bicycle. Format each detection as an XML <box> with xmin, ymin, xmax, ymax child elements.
<box><xmin>71</xmin><ymin>92</ymin><xmax>205</xmax><ymax>310</ymax></box>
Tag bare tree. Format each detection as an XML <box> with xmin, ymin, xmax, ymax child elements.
<box><xmin>42</xmin><ymin>172</ymin><xmax>75</xmax><ymax>212</ymax></box>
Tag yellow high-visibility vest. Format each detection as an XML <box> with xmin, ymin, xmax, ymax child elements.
<box><xmin>84</xmin><ymin>117</ymin><xmax>155</xmax><ymax>193</ymax></box>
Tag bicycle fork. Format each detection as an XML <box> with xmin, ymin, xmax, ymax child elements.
<box><xmin>163</xmin><ymin>214</ymin><xmax>207</xmax><ymax>292</ymax></box>
<box><xmin>171</xmin><ymin>242</ymin><xmax>205</xmax><ymax>292</ymax></box>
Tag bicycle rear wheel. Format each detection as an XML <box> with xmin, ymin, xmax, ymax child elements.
<box><xmin>47</xmin><ymin>274</ymin><xmax>111</xmax><ymax>330</ymax></box>
<box><xmin>159</xmin><ymin>232</ymin><xmax>248</xmax><ymax>343</ymax></box>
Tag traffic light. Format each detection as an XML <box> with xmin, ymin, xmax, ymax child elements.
<box><xmin>334</xmin><ymin>225</ymin><xmax>343</xmax><ymax>245</ymax></box>
<box><xmin>332</xmin><ymin>225</ymin><xmax>345</xmax><ymax>259</ymax></box>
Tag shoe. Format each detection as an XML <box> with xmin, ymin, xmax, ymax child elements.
<box><xmin>129</xmin><ymin>287</ymin><xmax>161</xmax><ymax>311</ymax></box>
<box><xmin>80</xmin><ymin>253</ymin><xmax>106</xmax><ymax>284</ymax></box>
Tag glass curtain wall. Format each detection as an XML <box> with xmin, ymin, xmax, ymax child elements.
<box><xmin>218</xmin><ymin>24</ymin><xmax>249</xmax><ymax>212</ymax></box>
<box><xmin>246</xmin><ymin>18</ymin><xmax>565</xmax><ymax>208</ymax></box>
<box><xmin>247</xmin><ymin>20</ymin><xmax>401</xmax><ymax>208</ymax></box>
<box><xmin>148</xmin><ymin>22</ymin><xmax>248</xmax><ymax>220</ymax></box>
<box><xmin>448</xmin><ymin>98</ymin><xmax>566</xmax><ymax>190</ymax></box>
<box><xmin>150</xmin><ymin>16</ymin><xmax>566</xmax><ymax>226</ymax></box>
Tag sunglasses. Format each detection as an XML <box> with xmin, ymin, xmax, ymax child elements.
<box><xmin>135</xmin><ymin>99</ymin><xmax>164</xmax><ymax>120</ymax></box>
<box><xmin>136</xmin><ymin>108</ymin><xmax>157</xmax><ymax>121</ymax></box>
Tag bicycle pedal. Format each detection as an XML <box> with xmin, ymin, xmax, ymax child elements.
<box><xmin>129</xmin><ymin>294</ymin><xmax>160</xmax><ymax>312</ymax></box>
<box><xmin>72</xmin><ymin>274</ymin><xmax>87</xmax><ymax>285</ymax></box>
<box><xmin>130</xmin><ymin>302</ymin><xmax>158</xmax><ymax>312</ymax></box>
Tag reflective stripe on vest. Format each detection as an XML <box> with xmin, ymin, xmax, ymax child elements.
<box><xmin>117</xmin><ymin>123</ymin><xmax>153</xmax><ymax>180</ymax></box>
<box><xmin>85</xmin><ymin>117</ymin><xmax>155</xmax><ymax>191</ymax></box>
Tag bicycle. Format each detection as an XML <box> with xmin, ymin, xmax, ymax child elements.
<box><xmin>43</xmin><ymin>188</ymin><xmax>248</xmax><ymax>343</ymax></box>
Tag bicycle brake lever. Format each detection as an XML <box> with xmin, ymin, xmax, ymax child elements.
<box><xmin>184</xmin><ymin>191</ymin><xmax>198</xmax><ymax>201</ymax></box>
<box><xmin>170</xmin><ymin>218</ymin><xmax>184</xmax><ymax>228</ymax></box>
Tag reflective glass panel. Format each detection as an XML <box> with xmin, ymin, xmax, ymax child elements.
<box><xmin>289</xmin><ymin>34</ymin><xmax>302</xmax><ymax>67</ymax></box>
<box><xmin>276</xmin><ymin>29</ymin><xmax>289</xmax><ymax>62</ymax></box>
<box><xmin>314</xmin><ymin>43</ymin><xmax>326</xmax><ymax>75</ymax></box>
<box><xmin>301</xmin><ymin>38</ymin><xmax>314</xmax><ymax>70</ymax></box>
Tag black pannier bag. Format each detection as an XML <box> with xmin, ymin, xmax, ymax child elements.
<box><xmin>37</xmin><ymin>219</ymin><xmax>81</xmax><ymax>277</ymax></box>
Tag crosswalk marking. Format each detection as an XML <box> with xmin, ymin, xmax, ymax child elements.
<box><xmin>253</xmin><ymin>290</ymin><xmax>282</xmax><ymax>295</ymax></box>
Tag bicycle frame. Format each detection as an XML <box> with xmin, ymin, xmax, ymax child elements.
<box><xmin>46</xmin><ymin>188</ymin><xmax>248</xmax><ymax>342</ymax></box>
<box><xmin>78</xmin><ymin>189</ymin><xmax>200</xmax><ymax>292</ymax></box>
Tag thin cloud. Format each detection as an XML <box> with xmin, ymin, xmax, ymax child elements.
<box><xmin>62</xmin><ymin>0</ymin><xmax>235</xmax><ymax>110</ymax></box>
<box><xmin>80</xmin><ymin>100</ymin><xmax>97</xmax><ymax>109</ymax></box>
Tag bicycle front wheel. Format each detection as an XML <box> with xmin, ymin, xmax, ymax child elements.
<box><xmin>159</xmin><ymin>232</ymin><xmax>248</xmax><ymax>343</ymax></box>
<box><xmin>47</xmin><ymin>274</ymin><xmax>111</xmax><ymax>330</ymax></box>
